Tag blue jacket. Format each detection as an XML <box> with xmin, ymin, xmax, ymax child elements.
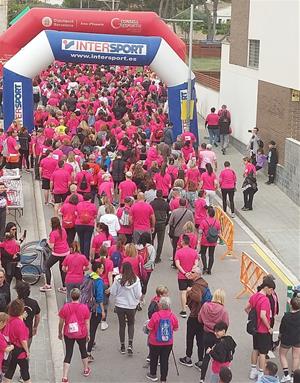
<box><xmin>90</xmin><ymin>272</ymin><xmax>104</xmax><ymax>314</ymax></box>
<box><xmin>257</xmin><ymin>375</ymin><xmax>279</xmax><ymax>383</ymax></box>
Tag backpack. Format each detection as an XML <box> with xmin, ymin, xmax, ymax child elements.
<box><xmin>79</xmin><ymin>210</ymin><xmax>92</xmax><ymax>225</ymax></box>
<box><xmin>79</xmin><ymin>173</ymin><xmax>88</xmax><ymax>191</ymax></box>
<box><xmin>154</xmin><ymin>128</ymin><xmax>164</xmax><ymax>141</ymax></box>
<box><xmin>156</xmin><ymin>314</ymin><xmax>173</xmax><ymax>343</ymax></box>
<box><xmin>65</xmin><ymin>304</ymin><xmax>84</xmax><ymax>339</ymax></box>
<box><xmin>111</xmin><ymin>250</ymin><xmax>122</xmax><ymax>268</ymax></box>
<box><xmin>219</xmin><ymin>110</ymin><xmax>230</xmax><ymax>124</ymax></box>
<box><xmin>205</xmin><ymin>220</ymin><xmax>219</xmax><ymax>243</ymax></box>
<box><xmin>119</xmin><ymin>208</ymin><xmax>130</xmax><ymax>226</ymax></box>
<box><xmin>246</xmin><ymin>307</ymin><xmax>259</xmax><ymax>335</ymax></box>
<box><xmin>80</xmin><ymin>276</ymin><xmax>97</xmax><ymax>312</ymax></box>
<box><xmin>62</xmin><ymin>213</ymin><xmax>74</xmax><ymax>228</ymax></box>
<box><xmin>0</xmin><ymin>292</ymin><xmax>7</xmax><ymax>312</ymax></box>
<box><xmin>201</xmin><ymin>287</ymin><xmax>213</xmax><ymax>305</ymax></box>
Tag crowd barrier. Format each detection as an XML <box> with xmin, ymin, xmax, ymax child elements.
<box><xmin>215</xmin><ymin>206</ymin><xmax>236</xmax><ymax>260</ymax></box>
<box><xmin>236</xmin><ymin>252</ymin><xmax>268</xmax><ymax>299</ymax></box>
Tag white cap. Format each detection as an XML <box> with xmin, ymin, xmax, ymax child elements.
<box><xmin>126</xmin><ymin>171</ymin><xmax>133</xmax><ymax>178</ymax></box>
<box><xmin>206</xmin><ymin>144</ymin><xmax>212</xmax><ymax>150</ymax></box>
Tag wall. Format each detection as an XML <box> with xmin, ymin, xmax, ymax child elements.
<box><xmin>220</xmin><ymin>43</ymin><xmax>258</xmax><ymax>144</ymax></box>
<box><xmin>195</xmin><ymin>82</ymin><xmax>219</xmax><ymax>119</ymax></box>
<box><xmin>276</xmin><ymin>138</ymin><xmax>300</xmax><ymax>205</ymax></box>
<box><xmin>248</xmin><ymin>0</ymin><xmax>300</xmax><ymax>90</ymax></box>
<box><xmin>186</xmin><ymin>43</ymin><xmax>221</xmax><ymax>58</ymax></box>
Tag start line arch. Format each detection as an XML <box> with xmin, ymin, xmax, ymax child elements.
<box><xmin>1</xmin><ymin>8</ymin><xmax>198</xmax><ymax>139</ymax></box>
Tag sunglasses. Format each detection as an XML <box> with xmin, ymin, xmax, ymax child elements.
<box><xmin>11</xmin><ymin>228</ymin><xmax>17</xmax><ymax>231</ymax></box>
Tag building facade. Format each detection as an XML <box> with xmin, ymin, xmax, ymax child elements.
<box><xmin>219</xmin><ymin>0</ymin><xmax>300</xmax><ymax>204</ymax></box>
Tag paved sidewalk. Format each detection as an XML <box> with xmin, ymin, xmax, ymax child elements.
<box><xmin>199</xmin><ymin>120</ymin><xmax>300</xmax><ymax>277</ymax></box>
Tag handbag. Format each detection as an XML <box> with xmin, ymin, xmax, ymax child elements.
<box><xmin>168</xmin><ymin>209</ymin><xmax>188</xmax><ymax>239</ymax></box>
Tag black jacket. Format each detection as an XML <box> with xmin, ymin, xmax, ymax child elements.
<box><xmin>111</xmin><ymin>159</ymin><xmax>126</xmax><ymax>182</ymax></box>
<box><xmin>210</xmin><ymin>335</ymin><xmax>236</xmax><ymax>363</ymax></box>
<box><xmin>163</xmin><ymin>127</ymin><xmax>174</xmax><ymax>145</ymax></box>
<box><xmin>279</xmin><ymin>310</ymin><xmax>300</xmax><ymax>346</ymax></box>
<box><xmin>150</xmin><ymin>197</ymin><xmax>170</xmax><ymax>225</ymax></box>
<box><xmin>268</xmin><ymin>148</ymin><xmax>278</xmax><ymax>166</ymax></box>
<box><xmin>0</xmin><ymin>282</ymin><xmax>11</xmax><ymax>312</ymax></box>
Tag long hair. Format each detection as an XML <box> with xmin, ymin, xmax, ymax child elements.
<box><xmin>120</xmin><ymin>262</ymin><xmax>137</xmax><ymax>286</ymax></box>
<box><xmin>51</xmin><ymin>217</ymin><xmax>62</xmax><ymax>238</ymax></box>
<box><xmin>206</xmin><ymin>163</ymin><xmax>213</xmax><ymax>176</ymax></box>
<box><xmin>160</xmin><ymin>163</ymin><xmax>167</xmax><ymax>177</ymax></box>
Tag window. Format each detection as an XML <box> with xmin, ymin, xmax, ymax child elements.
<box><xmin>218</xmin><ymin>18</ymin><xmax>222</xmax><ymax>24</ymax></box>
<box><xmin>248</xmin><ymin>39</ymin><xmax>260</xmax><ymax>68</ymax></box>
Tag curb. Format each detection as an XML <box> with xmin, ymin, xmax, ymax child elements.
<box><xmin>32</xmin><ymin>175</ymin><xmax>64</xmax><ymax>383</ymax></box>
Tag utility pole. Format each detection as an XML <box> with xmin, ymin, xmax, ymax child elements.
<box><xmin>186</xmin><ymin>2</ymin><xmax>194</xmax><ymax>130</ymax></box>
<box><xmin>80</xmin><ymin>0</ymin><xmax>83</xmax><ymax>8</ymax></box>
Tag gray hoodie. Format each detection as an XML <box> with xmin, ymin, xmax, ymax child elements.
<box><xmin>110</xmin><ymin>275</ymin><xmax>142</xmax><ymax>309</ymax></box>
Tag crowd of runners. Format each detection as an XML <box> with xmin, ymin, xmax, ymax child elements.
<box><xmin>0</xmin><ymin>62</ymin><xmax>298</xmax><ymax>383</ymax></box>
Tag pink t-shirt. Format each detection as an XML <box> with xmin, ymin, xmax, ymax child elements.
<box><xmin>122</xmin><ymin>255</ymin><xmax>143</xmax><ymax>277</ymax></box>
<box><xmin>6</xmin><ymin>317</ymin><xmax>29</xmax><ymax>359</ymax></box>
<box><xmin>59</xmin><ymin>303</ymin><xmax>90</xmax><ymax>338</ymax></box>
<box><xmin>148</xmin><ymin>310</ymin><xmax>178</xmax><ymax>346</ymax></box>
<box><xmin>51</xmin><ymin>168</ymin><xmax>71</xmax><ymax>194</ymax></box>
<box><xmin>60</xmin><ymin>203</ymin><xmax>77</xmax><ymax>229</ymax></box>
<box><xmin>206</xmin><ymin>113</ymin><xmax>219</xmax><ymax>126</ymax></box>
<box><xmin>63</xmin><ymin>253</ymin><xmax>89</xmax><ymax>284</ymax></box>
<box><xmin>0</xmin><ymin>332</ymin><xmax>8</xmax><ymax>367</ymax></box>
<box><xmin>201</xmin><ymin>172</ymin><xmax>217</xmax><ymax>191</ymax></box>
<box><xmin>153</xmin><ymin>173</ymin><xmax>172</xmax><ymax>197</ymax></box>
<box><xmin>245</xmin><ymin>162</ymin><xmax>257</xmax><ymax>176</ymax></box>
<box><xmin>219</xmin><ymin>168</ymin><xmax>237</xmax><ymax>189</ymax></box>
<box><xmin>170</xmin><ymin>197</ymin><xmax>181</xmax><ymax>211</ymax></box>
<box><xmin>194</xmin><ymin>198</ymin><xmax>207</xmax><ymax>225</ymax></box>
<box><xmin>40</xmin><ymin>157</ymin><xmax>58</xmax><ymax>180</ymax></box>
<box><xmin>75</xmin><ymin>201</ymin><xmax>97</xmax><ymax>226</ymax></box>
<box><xmin>178</xmin><ymin>232</ymin><xmax>198</xmax><ymax>249</ymax></box>
<box><xmin>0</xmin><ymin>239</ymin><xmax>20</xmax><ymax>257</ymax></box>
<box><xmin>49</xmin><ymin>228</ymin><xmax>69</xmax><ymax>255</ymax></box>
<box><xmin>186</xmin><ymin>168</ymin><xmax>201</xmax><ymax>184</ymax></box>
<box><xmin>92</xmin><ymin>233</ymin><xmax>114</xmax><ymax>254</ymax></box>
<box><xmin>199</xmin><ymin>150</ymin><xmax>217</xmax><ymax>169</ymax></box>
<box><xmin>212</xmin><ymin>360</ymin><xmax>231</xmax><ymax>374</ymax></box>
<box><xmin>175</xmin><ymin>247</ymin><xmax>198</xmax><ymax>279</ymax></box>
<box><xmin>75</xmin><ymin>171</ymin><xmax>93</xmax><ymax>193</ymax></box>
<box><xmin>119</xmin><ymin>180</ymin><xmax>137</xmax><ymax>203</ymax></box>
<box><xmin>98</xmin><ymin>181</ymin><xmax>114</xmax><ymax>202</ymax></box>
<box><xmin>200</xmin><ymin>217</ymin><xmax>221</xmax><ymax>247</ymax></box>
<box><xmin>65</xmin><ymin>192</ymin><xmax>84</xmax><ymax>203</ymax></box>
<box><xmin>101</xmin><ymin>257</ymin><xmax>113</xmax><ymax>285</ymax></box>
<box><xmin>131</xmin><ymin>201</ymin><xmax>154</xmax><ymax>231</ymax></box>
<box><xmin>249</xmin><ymin>292</ymin><xmax>271</xmax><ymax>333</ymax></box>
<box><xmin>7</xmin><ymin>136</ymin><xmax>19</xmax><ymax>155</ymax></box>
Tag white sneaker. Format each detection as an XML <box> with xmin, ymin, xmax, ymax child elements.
<box><xmin>249</xmin><ymin>369</ymin><xmax>258</xmax><ymax>380</ymax></box>
<box><xmin>281</xmin><ymin>376</ymin><xmax>291</xmax><ymax>383</ymax></box>
<box><xmin>40</xmin><ymin>284</ymin><xmax>52</xmax><ymax>292</ymax></box>
<box><xmin>101</xmin><ymin>321</ymin><xmax>109</xmax><ymax>331</ymax></box>
<box><xmin>231</xmin><ymin>213</ymin><xmax>236</xmax><ymax>218</ymax></box>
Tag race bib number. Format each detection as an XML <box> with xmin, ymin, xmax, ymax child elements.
<box><xmin>68</xmin><ymin>322</ymin><xmax>79</xmax><ymax>334</ymax></box>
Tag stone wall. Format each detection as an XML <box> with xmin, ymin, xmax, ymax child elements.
<box><xmin>276</xmin><ymin>138</ymin><xmax>300</xmax><ymax>205</ymax></box>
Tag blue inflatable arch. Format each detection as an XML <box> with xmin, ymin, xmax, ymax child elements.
<box><xmin>3</xmin><ymin>30</ymin><xmax>198</xmax><ymax>139</ymax></box>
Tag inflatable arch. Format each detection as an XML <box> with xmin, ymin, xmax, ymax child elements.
<box><xmin>1</xmin><ymin>8</ymin><xmax>198</xmax><ymax>139</ymax></box>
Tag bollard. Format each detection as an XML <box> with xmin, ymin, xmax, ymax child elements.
<box><xmin>286</xmin><ymin>285</ymin><xmax>294</xmax><ymax>313</ymax></box>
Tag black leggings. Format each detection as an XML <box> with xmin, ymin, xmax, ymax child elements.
<box><xmin>115</xmin><ymin>306</ymin><xmax>136</xmax><ymax>345</ymax></box>
<box><xmin>221</xmin><ymin>188</ymin><xmax>235</xmax><ymax>214</ymax></box>
<box><xmin>19</xmin><ymin>150</ymin><xmax>30</xmax><ymax>170</ymax></box>
<box><xmin>200</xmin><ymin>245</ymin><xmax>216</xmax><ymax>273</ymax></box>
<box><xmin>87</xmin><ymin>312</ymin><xmax>102</xmax><ymax>353</ymax></box>
<box><xmin>149</xmin><ymin>344</ymin><xmax>172</xmax><ymax>382</ymax></box>
<box><xmin>141</xmin><ymin>272</ymin><xmax>151</xmax><ymax>295</ymax></box>
<box><xmin>201</xmin><ymin>331</ymin><xmax>217</xmax><ymax>380</ymax></box>
<box><xmin>45</xmin><ymin>254</ymin><xmax>66</xmax><ymax>286</ymax></box>
<box><xmin>5</xmin><ymin>351</ymin><xmax>30</xmax><ymax>381</ymax></box>
<box><xmin>64</xmin><ymin>336</ymin><xmax>88</xmax><ymax>364</ymax></box>
<box><xmin>1</xmin><ymin>252</ymin><xmax>22</xmax><ymax>285</ymax></box>
<box><xmin>66</xmin><ymin>227</ymin><xmax>76</xmax><ymax>247</ymax></box>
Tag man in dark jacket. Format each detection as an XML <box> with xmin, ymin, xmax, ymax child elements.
<box><xmin>111</xmin><ymin>152</ymin><xmax>126</xmax><ymax>189</ymax></box>
<box><xmin>151</xmin><ymin>190</ymin><xmax>170</xmax><ymax>263</ymax></box>
<box><xmin>179</xmin><ymin>267</ymin><xmax>208</xmax><ymax>370</ymax></box>
<box><xmin>266</xmin><ymin>141</ymin><xmax>278</xmax><ymax>185</ymax></box>
<box><xmin>163</xmin><ymin>122</ymin><xmax>174</xmax><ymax>146</ymax></box>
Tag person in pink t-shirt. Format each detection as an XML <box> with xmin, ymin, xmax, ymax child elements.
<box><xmin>116</xmin><ymin>197</ymin><xmax>134</xmax><ymax>243</ymax></box>
<box><xmin>60</xmin><ymin>194</ymin><xmax>79</xmax><ymax>246</ymax></box>
<box><xmin>245</xmin><ymin>279</ymin><xmax>275</xmax><ymax>379</ymax></box>
<box><xmin>177</xmin><ymin>221</ymin><xmax>198</xmax><ymax>250</ymax></box>
<box><xmin>200</xmin><ymin>163</ymin><xmax>218</xmax><ymax>207</ymax></box>
<box><xmin>58</xmin><ymin>288</ymin><xmax>91</xmax><ymax>381</ymax></box>
<box><xmin>146</xmin><ymin>297</ymin><xmax>179</xmax><ymax>382</ymax></box>
<box><xmin>39</xmin><ymin>150</ymin><xmax>58</xmax><ymax>204</ymax></box>
<box><xmin>131</xmin><ymin>193</ymin><xmax>155</xmax><ymax>244</ymax></box>
<box><xmin>205</xmin><ymin>107</ymin><xmax>220</xmax><ymax>147</ymax></box>
<box><xmin>98</xmin><ymin>173</ymin><xmax>114</xmax><ymax>203</ymax></box>
<box><xmin>153</xmin><ymin>164</ymin><xmax>172</xmax><ymax>198</ymax></box>
<box><xmin>6</xmin><ymin>131</ymin><xmax>20</xmax><ymax>170</ymax></box>
<box><xmin>186</xmin><ymin>161</ymin><xmax>201</xmax><ymax>186</ymax></box>
<box><xmin>0</xmin><ymin>312</ymin><xmax>14</xmax><ymax>379</ymax></box>
<box><xmin>194</xmin><ymin>190</ymin><xmax>207</xmax><ymax>228</ymax></box>
<box><xmin>91</xmin><ymin>222</ymin><xmax>114</xmax><ymax>260</ymax></box>
<box><xmin>75</xmin><ymin>163</ymin><xmax>94</xmax><ymax>194</ymax></box>
<box><xmin>64</xmin><ymin>184</ymin><xmax>84</xmax><ymax>204</ymax></box>
<box><xmin>242</xmin><ymin>157</ymin><xmax>258</xmax><ymax>211</ymax></box>
<box><xmin>50</xmin><ymin>160</ymin><xmax>71</xmax><ymax>215</ymax></box>
<box><xmin>219</xmin><ymin>161</ymin><xmax>237</xmax><ymax>217</ymax></box>
<box><xmin>40</xmin><ymin>217</ymin><xmax>70</xmax><ymax>293</ymax></box>
<box><xmin>200</xmin><ymin>207</ymin><xmax>221</xmax><ymax>275</ymax></box>
<box><xmin>62</xmin><ymin>242</ymin><xmax>89</xmax><ymax>302</ymax></box>
<box><xmin>75</xmin><ymin>193</ymin><xmax>97</xmax><ymax>259</ymax></box>
<box><xmin>199</xmin><ymin>144</ymin><xmax>217</xmax><ymax>173</ymax></box>
<box><xmin>4</xmin><ymin>300</ymin><xmax>30</xmax><ymax>383</ymax></box>
<box><xmin>119</xmin><ymin>172</ymin><xmax>137</xmax><ymax>204</ymax></box>
<box><xmin>175</xmin><ymin>235</ymin><xmax>198</xmax><ymax>317</ymax></box>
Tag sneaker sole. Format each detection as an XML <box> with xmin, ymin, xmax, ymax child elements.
<box><xmin>179</xmin><ymin>361</ymin><xmax>193</xmax><ymax>367</ymax></box>
<box><xmin>194</xmin><ymin>364</ymin><xmax>202</xmax><ymax>371</ymax></box>
<box><xmin>146</xmin><ymin>376</ymin><xmax>158</xmax><ymax>382</ymax></box>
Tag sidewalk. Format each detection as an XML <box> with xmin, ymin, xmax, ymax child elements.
<box><xmin>198</xmin><ymin>120</ymin><xmax>300</xmax><ymax>277</ymax></box>
<box><xmin>12</xmin><ymin>172</ymin><xmax>55</xmax><ymax>382</ymax></box>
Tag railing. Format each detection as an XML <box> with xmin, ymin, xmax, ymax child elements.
<box><xmin>194</xmin><ymin>71</ymin><xmax>220</xmax><ymax>91</ymax></box>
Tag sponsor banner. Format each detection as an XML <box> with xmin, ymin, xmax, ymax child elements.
<box><xmin>14</xmin><ymin>82</ymin><xmax>23</xmax><ymax>125</ymax></box>
<box><xmin>46</xmin><ymin>30</ymin><xmax>160</xmax><ymax>66</ymax></box>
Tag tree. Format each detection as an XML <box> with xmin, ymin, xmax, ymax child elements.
<box><xmin>8</xmin><ymin>0</ymin><xmax>58</xmax><ymax>24</ymax></box>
